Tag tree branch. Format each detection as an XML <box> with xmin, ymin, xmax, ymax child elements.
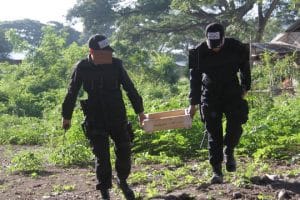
<box><xmin>235</xmin><ymin>0</ymin><xmax>256</xmax><ymax>19</ymax></box>
<box><xmin>217</xmin><ymin>0</ymin><xmax>230</xmax><ymax>10</ymax></box>
<box><xmin>140</xmin><ymin>22</ymin><xmax>205</xmax><ymax>35</ymax></box>
<box><xmin>264</xmin><ymin>0</ymin><xmax>280</xmax><ymax>21</ymax></box>
<box><xmin>255</xmin><ymin>0</ymin><xmax>280</xmax><ymax>42</ymax></box>
<box><xmin>187</xmin><ymin>9</ymin><xmax>219</xmax><ymax>23</ymax></box>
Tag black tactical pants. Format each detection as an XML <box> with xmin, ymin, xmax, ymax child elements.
<box><xmin>85</xmin><ymin>121</ymin><xmax>132</xmax><ymax>190</ymax></box>
<box><xmin>201</xmin><ymin>99</ymin><xmax>247</xmax><ymax>168</ymax></box>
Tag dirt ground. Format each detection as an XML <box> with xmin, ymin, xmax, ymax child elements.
<box><xmin>0</xmin><ymin>145</ymin><xmax>299</xmax><ymax>200</ymax></box>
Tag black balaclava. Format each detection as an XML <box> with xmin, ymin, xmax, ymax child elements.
<box><xmin>205</xmin><ymin>23</ymin><xmax>225</xmax><ymax>49</ymax></box>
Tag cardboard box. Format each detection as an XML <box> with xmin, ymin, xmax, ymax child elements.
<box><xmin>142</xmin><ymin>109</ymin><xmax>192</xmax><ymax>133</ymax></box>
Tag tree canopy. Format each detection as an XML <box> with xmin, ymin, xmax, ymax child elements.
<box><xmin>67</xmin><ymin>0</ymin><xmax>299</xmax><ymax>53</ymax></box>
<box><xmin>0</xmin><ymin>19</ymin><xmax>81</xmax><ymax>50</ymax></box>
<box><xmin>66</xmin><ymin>0</ymin><xmax>119</xmax><ymax>37</ymax></box>
<box><xmin>0</xmin><ymin>30</ymin><xmax>12</xmax><ymax>59</ymax></box>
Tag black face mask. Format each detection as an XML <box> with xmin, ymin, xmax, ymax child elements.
<box><xmin>207</xmin><ymin>39</ymin><xmax>223</xmax><ymax>49</ymax></box>
<box><xmin>206</xmin><ymin>31</ymin><xmax>224</xmax><ymax>49</ymax></box>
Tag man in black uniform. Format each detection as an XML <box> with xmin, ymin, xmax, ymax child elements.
<box><xmin>188</xmin><ymin>23</ymin><xmax>251</xmax><ymax>184</ymax></box>
<box><xmin>62</xmin><ymin>34</ymin><xmax>146</xmax><ymax>199</ymax></box>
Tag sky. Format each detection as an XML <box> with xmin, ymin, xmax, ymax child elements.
<box><xmin>0</xmin><ymin>0</ymin><xmax>83</xmax><ymax>31</ymax></box>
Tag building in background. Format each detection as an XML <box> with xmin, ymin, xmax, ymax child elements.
<box><xmin>251</xmin><ymin>19</ymin><xmax>300</xmax><ymax>65</ymax></box>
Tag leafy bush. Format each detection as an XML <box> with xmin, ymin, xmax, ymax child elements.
<box><xmin>252</xmin><ymin>52</ymin><xmax>297</xmax><ymax>91</ymax></box>
<box><xmin>49</xmin><ymin>143</ymin><xmax>93</xmax><ymax>167</ymax></box>
<box><xmin>8</xmin><ymin>151</ymin><xmax>44</xmax><ymax>174</ymax></box>
<box><xmin>48</xmin><ymin>123</ymin><xmax>93</xmax><ymax>167</ymax></box>
<box><xmin>240</xmin><ymin>96</ymin><xmax>300</xmax><ymax>159</ymax></box>
<box><xmin>0</xmin><ymin>115</ymin><xmax>49</xmax><ymax>145</ymax></box>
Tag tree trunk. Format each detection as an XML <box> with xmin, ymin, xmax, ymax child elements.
<box><xmin>255</xmin><ymin>0</ymin><xmax>280</xmax><ymax>42</ymax></box>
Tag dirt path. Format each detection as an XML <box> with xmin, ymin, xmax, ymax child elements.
<box><xmin>0</xmin><ymin>145</ymin><xmax>299</xmax><ymax>200</ymax></box>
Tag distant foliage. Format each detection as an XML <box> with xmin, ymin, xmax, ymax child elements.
<box><xmin>251</xmin><ymin>52</ymin><xmax>298</xmax><ymax>91</ymax></box>
<box><xmin>149</xmin><ymin>52</ymin><xmax>180</xmax><ymax>84</ymax></box>
<box><xmin>0</xmin><ymin>30</ymin><xmax>12</xmax><ymax>58</ymax></box>
<box><xmin>0</xmin><ymin>27</ymin><xmax>86</xmax><ymax>117</ymax></box>
<box><xmin>0</xmin><ymin>19</ymin><xmax>80</xmax><ymax>47</ymax></box>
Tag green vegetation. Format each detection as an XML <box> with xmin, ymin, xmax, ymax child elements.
<box><xmin>8</xmin><ymin>151</ymin><xmax>44</xmax><ymax>174</ymax></box>
<box><xmin>0</xmin><ymin>25</ymin><xmax>299</xmax><ymax>164</ymax></box>
<box><xmin>52</xmin><ymin>184</ymin><xmax>76</xmax><ymax>193</ymax></box>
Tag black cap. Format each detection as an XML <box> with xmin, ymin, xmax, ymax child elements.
<box><xmin>88</xmin><ymin>34</ymin><xmax>114</xmax><ymax>51</ymax></box>
<box><xmin>205</xmin><ymin>23</ymin><xmax>225</xmax><ymax>49</ymax></box>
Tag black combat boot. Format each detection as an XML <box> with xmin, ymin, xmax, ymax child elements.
<box><xmin>100</xmin><ymin>189</ymin><xmax>110</xmax><ymax>200</ymax></box>
<box><xmin>117</xmin><ymin>178</ymin><xmax>135</xmax><ymax>200</ymax></box>
<box><xmin>224</xmin><ymin>147</ymin><xmax>236</xmax><ymax>172</ymax></box>
<box><xmin>211</xmin><ymin>164</ymin><xmax>223</xmax><ymax>184</ymax></box>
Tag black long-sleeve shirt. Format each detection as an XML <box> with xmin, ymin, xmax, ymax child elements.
<box><xmin>62</xmin><ymin>56</ymin><xmax>144</xmax><ymax>123</ymax></box>
<box><xmin>189</xmin><ymin>38</ymin><xmax>251</xmax><ymax>105</ymax></box>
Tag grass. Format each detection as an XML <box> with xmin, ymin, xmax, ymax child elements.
<box><xmin>52</xmin><ymin>184</ymin><xmax>76</xmax><ymax>193</ymax></box>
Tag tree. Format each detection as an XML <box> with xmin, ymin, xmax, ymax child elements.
<box><xmin>0</xmin><ymin>26</ymin><xmax>86</xmax><ymax>117</ymax></box>
<box><xmin>255</xmin><ymin>0</ymin><xmax>293</xmax><ymax>42</ymax></box>
<box><xmin>115</xmin><ymin>0</ymin><xmax>299</xmax><ymax>50</ymax></box>
<box><xmin>0</xmin><ymin>30</ymin><xmax>12</xmax><ymax>59</ymax></box>
<box><xmin>0</xmin><ymin>19</ymin><xmax>44</xmax><ymax>47</ymax></box>
<box><xmin>0</xmin><ymin>19</ymin><xmax>81</xmax><ymax>48</ymax></box>
<box><xmin>45</xmin><ymin>21</ymin><xmax>81</xmax><ymax>46</ymax></box>
<box><xmin>65</xmin><ymin>0</ymin><xmax>298</xmax><ymax>86</ymax></box>
<box><xmin>5</xmin><ymin>29</ymin><xmax>31</xmax><ymax>53</ymax></box>
<box><xmin>67</xmin><ymin>0</ymin><xmax>119</xmax><ymax>38</ymax></box>
<box><xmin>27</xmin><ymin>26</ymin><xmax>67</xmax><ymax>69</ymax></box>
